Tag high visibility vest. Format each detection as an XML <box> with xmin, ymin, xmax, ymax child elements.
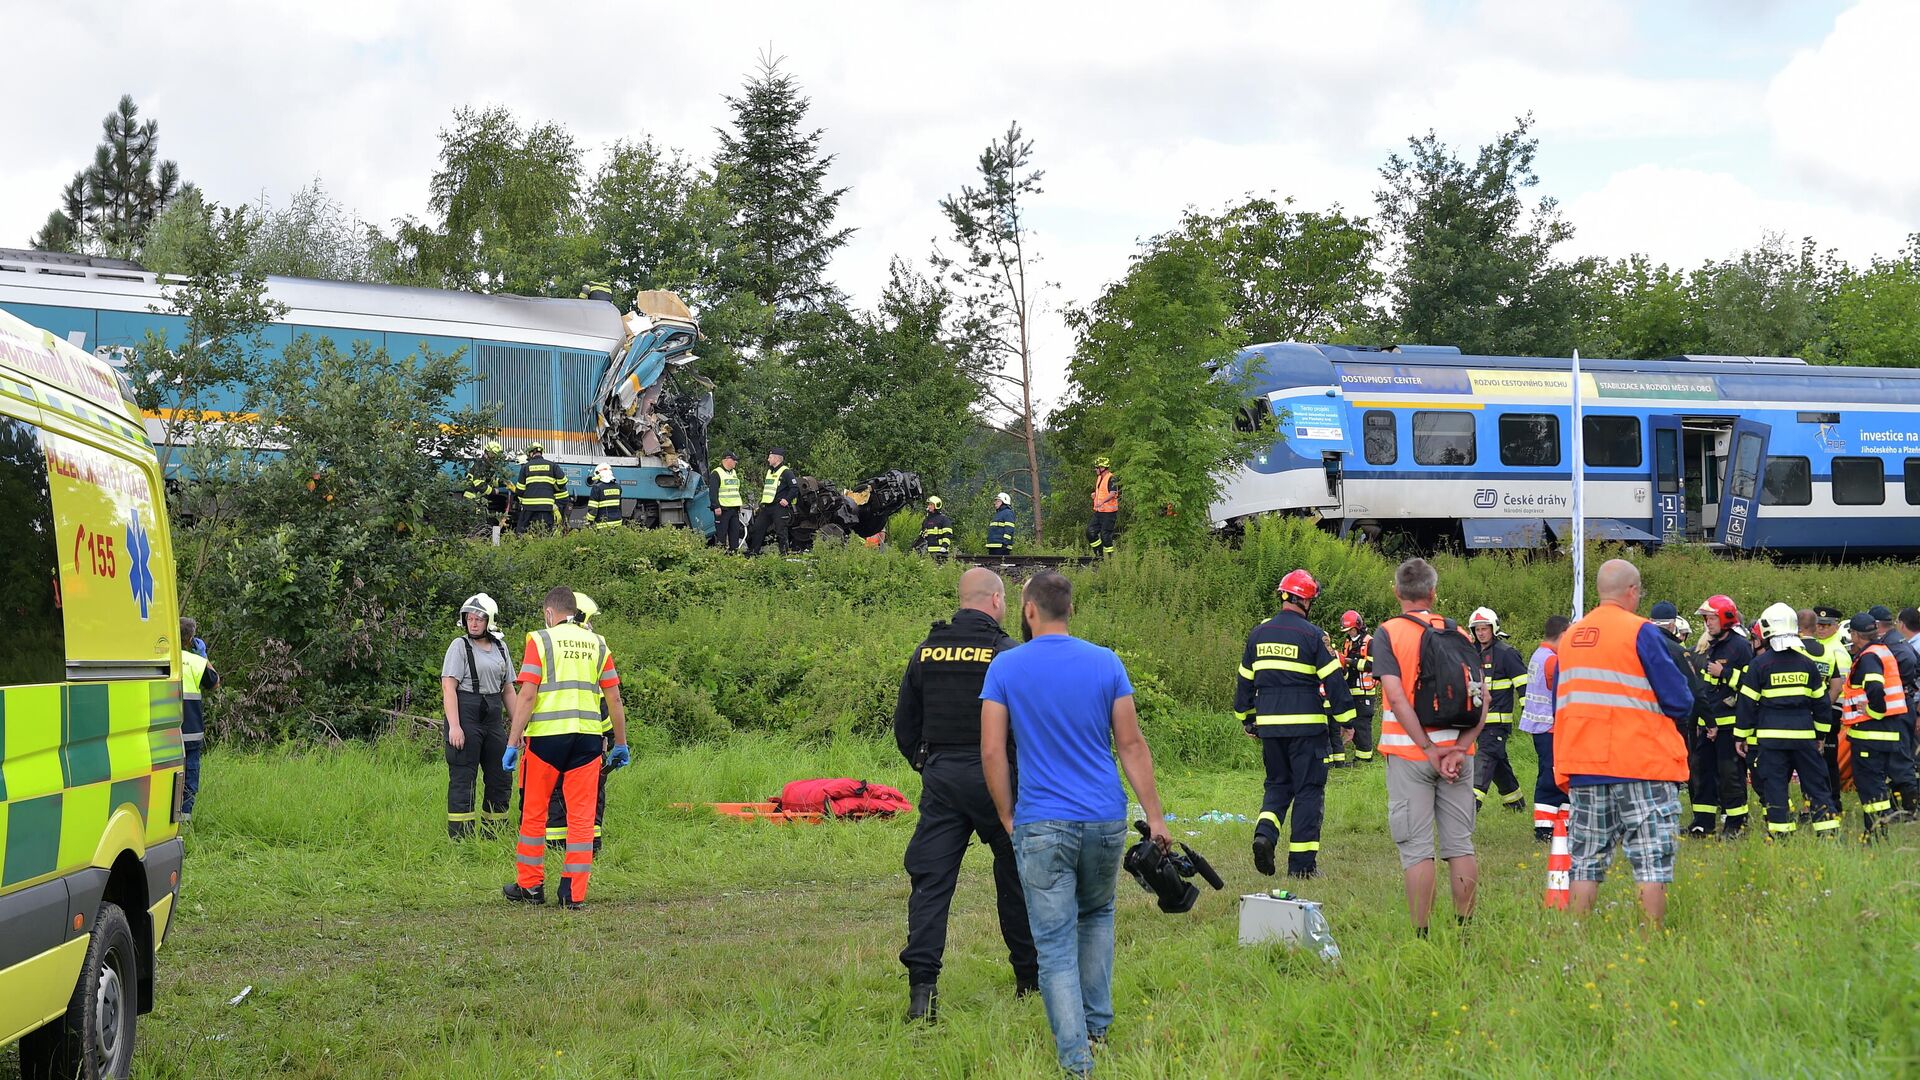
<box><xmin>587</xmin><ymin>482</ymin><xmax>623</xmax><ymax>528</ymax></box>
<box><xmin>522</xmin><ymin>623</ymin><xmax>611</xmax><ymax>738</ymax></box>
<box><xmin>1373</xmin><ymin>612</ymin><xmax>1475</xmax><ymax>759</ymax></box>
<box><xmin>1846</xmin><ymin>643</ymin><xmax>1909</xmax><ymax>741</ymax></box>
<box><xmin>1092</xmin><ymin>472</ymin><xmax>1118</xmax><ymax>513</ymax></box>
<box><xmin>181</xmin><ymin>649</ymin><xmax>210</xmax><ymax>744</ymax></box>
<box><xmin>1341</xmin><ymin>633</ymin><xmax>1376</xmax><ymax>695</ymax></box>
<box><xmin>1553</xmin><ymin>603</ymin><xmax>1688</xmax><ymax>784</ymax></box>
<box><xmin>715</xmin><ymin>467</ymin><xmax>743</xmax><ymax>508</ymax></box>
<box><xmin>762</xmin><ymin>465</ymin><xmax>790</xmax><ymax>503</ymax></box>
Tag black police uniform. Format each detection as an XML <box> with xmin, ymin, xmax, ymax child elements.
<box><xmin>1689</xmin><ymin>630</ymin><xmax>1753</xmax><ymax>835</ymax></box>
<box><xmin>1736</xmin><ymin>644</ymin><xmax>1838</xmax><ymax>836</ymax></box>
<box><xmin>1234</xmin><ymin>607</ymin><xmax>1356</xmax><ymax>876</ymax></box>
<box><xmin>1473</xmin><ymin>637</ymin><xmax>1530</xmax><ymax>810</ymax></box>
<box><xmin>894</xmin><ymin>609</ymin><xmax>1037</xmax><ymax>990</ymax></box>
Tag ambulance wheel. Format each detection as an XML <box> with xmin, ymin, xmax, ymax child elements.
<box><xmin>19</xmin><ymin>901</ymin><xmax>138</xmax><ymax>1080</ymax></box>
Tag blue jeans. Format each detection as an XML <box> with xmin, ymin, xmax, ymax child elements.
<box><xmin>1013</xmin><ymin>819</ymin><xmax>1127</xmax><ymax>1075</ymax></box>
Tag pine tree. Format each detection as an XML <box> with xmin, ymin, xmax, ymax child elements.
<box><xmin>32</xmin><ymin>95</ymin><xmax>189</xmax><ymax>255</ymax></box>
<box><xmin>713</xmin><ymin>52</ymin><xmax>854</xmax><ymax>352</ymax></box>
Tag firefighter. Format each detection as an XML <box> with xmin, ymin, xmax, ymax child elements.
<box><xmin>1688</xmin><ymin>594</ymin><xmax>1754</xmax><ymax>837</ymax></box>
<box><xmin>513</xmin><ymin>443</ymin><xmax>568</xmax><ymax>533</ymax></box>
<box><xmin>1234</xmin><ymin>569</ymin><xmax>1356</xmax><ymax>879</ymax></box>
<box><xmin>503</xmin><ymin>587</ymin><xmax>630</xmax><ymax>909</ymax></box>
<box><xmin>1321</xmin><ymin>629</ymin><xmax>1349</xmax><ymax>767</ymax></box>
<box><xmin>984</xmin><ymin>492</ymin><xmax>1016</xmax><ymax>557</ymax></box>
<box><xmin>1737</xmin><ymin>604</ymin><xmax>1839</xmax><ymax>839</ymax></box>
<box><xmin>462</xmin><ymin>440</ymin><xmax>507</xmax><ymax>508</ymax></box>
<box><xmin>1468</xmin><ymin>607</ymin><xmax>1528</xmax><ymax>813</ymax></box>
<box><xmin>708</xmin><ymin>451</ymin><xmax>745</xmax><ymax>552</ymax></box>
<box><xmin>1810</xmin><ymin>606</ymin><xmax>1852</xmax><ymax>808</ymax></box>
<box><xmin>894</xmin><ymin>567</ymin><xmax>1037</xmax><ymax>1021</ymax></box>
<box><xmin>914</xmin><ymin>496</ymin><xmax>954</xmax><ymax>558</ymax></box>
<box><xmin>746</xmin><ymin>448</ymin><xmax>795</xmax><ymax>555</ymax></box>
<box><xmin>544</xmin><ymin>593</ymin><xmax>615</xmax><ymax>854</ymax></box>
<box><xmin>1519</xmin><ymin>614</ymin><xmax>1569</xmax><ymax>841</ymax></box>
<box><xmin>584</xmin><ymin>464</ymin><xmax>624</xmax><ymax>529</ymax></box>
<box><xmin>580</xmin><ymin>280</ymin><xmax>615</xmax><ymax>302</ymax></box>
<box><xmin>1087</xmin><ymin>456</ymin><xmax>1120</xmax><ymax>556</ymax></box>
<box><xmin>1869</xmin><ymin>604</ymin><xmax>1920</xmax><ymax>818</ymax></box>
<box><xmin>1337</xmin><ymin>611</ymin><xmax>1378</xmax><ymax>763</ymax></box>
<box><xmin>1842</xmin><ymin>612</ymin><xmax>1907</xmax><ymax>841</ymax></box>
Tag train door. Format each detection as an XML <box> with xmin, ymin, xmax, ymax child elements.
<box><xmin>1715</xmin><ymin>418</ymin><xmax>1771</xmax><ymax>550</ymax></box>
<box><xmin>1649</xmin><ymin>416</ymin><xmax>1684</xmax><ymax>542</ymax></box>
<box><xmin>1682</xmin><ymin>420</ymin><xmax>1728</xmax><ymax>541</ymax></box>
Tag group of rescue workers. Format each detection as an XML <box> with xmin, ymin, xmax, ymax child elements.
<box><xmin>463</xmin><ymin>440</ymin><xmax>1125</xmax><ymax>559</ymax></box>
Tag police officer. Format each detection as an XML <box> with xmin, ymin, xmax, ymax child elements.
<box><xmin>1689</xmin><ymin>594</ymin><xmax>1753</xmax><ymax>837</ymax></box>
<box><xmin>708</xmin><ymin>451</ymin><xmax>745</xmax><ymax>553</ymax></box>
<box><xmin>895</xmin><ymin>567</ymin><xmax>1036</xmax><ymax>1022</ymax></box>
<box><xmin>1337</xmin><ymin>611</ymin><xmax>1378</xmax><ymax>763</ymax></box>
<box><xmin>1235</xmin><ymin>569</ymin><xmax>1356</xmax><ymax>879</ymax></box>
<box><xmin>1468</xmin><ymin>607</ymin><xmax>1528</xmax><ymax>812</ymax></box>
<box><xmin>584</xmin><ymin>464</ymin><xmax>624</xmax><ymax>529</ymax></box>
<box><xmin>1737</xmin><ymin>604</ymin><xmax>1839</xmax><ymax>839</ymax></box>
<box><xmin>514</xmin><ymin>443</ymin><xmax>568</xmax><ymax>533</ymax></box>
<box><xmin>746</xmin><ymin>448</ymin><xmax>795</xmax><ymax>555</ymax></box>
<box><xmin>914</xmin><ymin>496</ymin><xmax>954</xmax><ymax>558</ymax></box>
<box><xmin>985</xmin><ymin>492</ymin><xmax>1016</xmax><ymax>557</ymax></box>
<box><xmin>1810</xmin><ymin>606</ymin><xmax>1851</xmax><ymax>807</ymax></box>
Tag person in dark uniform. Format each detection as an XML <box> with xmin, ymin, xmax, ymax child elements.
<box><xmin>1689</xmin><ymin>595</ymin><xmax>1754</xmax><ymax>837</ymax></box>
<box><xmin>914</xmin><ymin>496</ymin><xmax>954</xmax><ymax>558</ymax></box>
<box><xmin>1337</xmin><ymin>610</ymin><xmax>1377</xmax><ymax>763</ymax></box>
<box><xmin>1234</xmin><ymin>569</ymin><xmax>1355</xmax><ymax>879</ymax></box>
<box><xmin>984</xmin><ymin>492</ymin><xmax>1016</xmax><ymax>557</ymax></box>
<box><xmin>1737</xmin><ymin>604</ymin><xmax>1839</xmax><ymax>838</ymax></box>
<box><xmin>894</xmin><ymin>567</ymin><xmax>1037</xmax><ymax>1022</ymax></box>
<box><xmin>583</xmin><ymin>464</ymin><xmax>624</xmax><ymax>529</ymax></box>
<box><xmin>746</xmin><ymin>448</ymin><xmax>796</xmax><ymax>555</ymax></box>
<box><xmin>708</xmin><ymin>451</ymin><xmax>745</xmax><ymax>553</ymax></box>
<box><xmin>514</xmin><ymin>443</ymin><xmax>568</xmax><ymax>533</ymax></box>
<box><xmin>1468</xmin><ymin>607</ymin><xmax>1529</xmax><ymax>812</ymax></box>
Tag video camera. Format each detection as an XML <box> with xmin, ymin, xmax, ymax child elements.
<box><xmin>1122</xmin><ymin>820</ymin><xmax>1224</xmax><ymax>914</ymax></box>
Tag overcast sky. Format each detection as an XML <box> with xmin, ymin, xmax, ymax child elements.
<box><xmin>5</xmin><ymin>0</ymin><xmax>1915</xmax><ymax>405</ymax></box>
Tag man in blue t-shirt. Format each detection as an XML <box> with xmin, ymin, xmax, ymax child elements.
<box><xmin>981</xmin><ymin>571</ymin><xmax>1169</xmax><ymax>1078</ymax></box>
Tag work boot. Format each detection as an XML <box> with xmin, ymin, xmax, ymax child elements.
<box><xmin>1015</xmin><ymin>975</ymin><xmax>1040</xmax><ymax>999</ymax></box>
<box><xmin>1503</xmin><ymin>796</ymin><xmax>1525</xmax><ymax>812</ymax></box>
<box><xmin>907</xmin><ymin>982</ymin><xmax>938</xmax><ymax>1023</ymax></box>
<box><xmin>1721</xmin><ymin>821</ymin><xmax>1746</xmax><ymax>840</ymax></box>
<box><xmin>1534</xmin><ymin>826</ymin><xmax>1553</xmax><ymax>844</ymax></box>
<box><xmin>1286</xmin><ymin>862</ymin><xmax>1319</xmax><ymax>881</ymax></box>
<box><xmin>502</xmin><ymin>883</ymin><xmax>546</xmax><ymax>905</ymax></box>
<box><xmin>1252</xmin><ymin>835</ymin><xmax>1276</xmax><ymax>876</ymax></box>
<box><xmin>557</xmin><ymin>879</ymin><xmax>584</xmax><ymax>911</ymax></box>
<box><xmin>1686</xmin><ymin>823</ymin><xmax>1711</xmax><ymax>838</ymax></box>
<box><xmin>448</xmin><ymin>820</ymin><xmax>475</xmax><ymax>840</ymax></box>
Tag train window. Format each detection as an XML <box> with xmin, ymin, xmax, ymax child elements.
<box><xmin>1363</xmin><ymin>411</ymin><xmax>1397</xmax><ymax>465</ymax></box>
<box><xmin>0</xmin><ymin>416</ymin><xmax>65</xmax><ymax>686</ymax></box>
<box><xmin>1413</xmin><ymin>411</ymin><xmax>1475</xmax><ymax>466</ymax></box>
<box><xmin>1498</xmin><ymin>413</ymin><xmax>1559</xmax><ymax>467</ymax></box>
<box><xmin>1832</xmin><ymin>457</ymin><xmax>1885</xmax><ymax>505</ymax></box>
<box><xmin>1582</xmin><ymin>416</ymin><xmax>1642</xmax><ymax>468</ymax></box>
<box><xmin>1761</xmin><ymin>457</ymin><xmax>1811</xmax><ymax>506</ymax></box>
<box><xmin>1655</xmin><ymin>429</ymin><xmax>1679</xmax><ymax>494</ymax></box>
<box><xmin>1729</xmin><ymin>434</ymin><xmax>1763</xmax><ymax>501</ymax></box>
<box><xmin>1236</xmin><ymin>397</ymin><xmax>1274</xmax><ymax>434</ymax></box>
<box><xmin>1907</xmin><ymin>459</ymin><xmax>1920</xmax><ymax>505</ymax></box>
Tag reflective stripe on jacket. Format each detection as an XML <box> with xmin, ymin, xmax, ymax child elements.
<box><xmin>713</xmin><ymin>467</ymin><xmax>742</xmax><ymax>508</ymax></box>
<box><xmin>762</xmin><ymin>465</ymin><xmax>792</xmax><ymax>504</ymax></box>
<box><xmin>986</xmin><ymin>506</ymin><xmax>1016</xmax><ymax>548</ymax></box>
<box><xmin>1233</xmin><ymin>608</ymin><xmax>1356</xmax><ymax>737</ymax></box>
<box><xmin>1552</xmin><ymin>604</ymin><xmax>1688</xmax><ymax>786</ymax></box>
<box><xmin>1372</xmin><ymin>612</ymin><xmax>1474</xmax><ymax>758</ymax></box>
<box><xmin>1735</xmin><ymin>646</ymin><xmax>1830</xmax><ymax>744</ymax></box>
<box><xmin>1519</xmin><ymin>643</ymin><xmax>1557</xmax><ymax>733</ymax></box>
<box><xmin>1092</xmin><ymin>472</ymin><xmax>1118</xmax><ymax>513</ymax></box>
<box><xmin>516</xmin><ymin>459</ymin><xmax>566</xmax><ymax>508</ymax></box>
<box><xmin>587</xmin><ymin>482</ymin><xmax>623</xmax><ymax>528</ymax></box>
<box><xmin>523</xmin><ymin>623</ymin><xmax>610</xmax><ymax>737</ymax></box>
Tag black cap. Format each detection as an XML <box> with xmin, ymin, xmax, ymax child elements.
<box><xmin>720</xmin><ymin>450</ymin><xmax>737</xmax><ymax>461</ymax></box>
<box><xmin>769</xmin><ymin>447</ymin><xmax>787</xmax><ymax>457</ymax></box>
<box><xmin>1849</xmin><ymin>612</ymin><xmax>1877</xmax><ymax>633</ymax></box>
<box><xmin>1869</xmin><ymin>604</ymin><xmax>1895</xmax><ymax>622</ymax></box>
<box><xmin>1813</xmin><ymin>606</ymin><xmax>1843</xmax><ymax>623</ymax></box>
<box><xmin>1649</xmin><ymin>601</ymin><xmax>1678</xmax><ymax>621</ymax></box>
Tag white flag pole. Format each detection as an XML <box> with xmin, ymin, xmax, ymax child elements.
<box><xmin>1571</xmin><ymin>349</ymin><xmax>1585</xmax><ymax>618</ymax></box>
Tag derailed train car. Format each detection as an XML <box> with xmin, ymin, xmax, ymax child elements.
<box><xmin>0</xmin><ymin>248</ymin><xmax>715</xmax><ymax>535</ymax></box>
<box><xmin>1214</xmin><ymin>342</ymin><xmax>1920</xmax><ymax>555</ymax></box>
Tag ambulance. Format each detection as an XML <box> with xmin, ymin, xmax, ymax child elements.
<box><xmin>0</xmin><ymin>308</ymin><xmax>183</xmax><ymax>1079</ymax></box>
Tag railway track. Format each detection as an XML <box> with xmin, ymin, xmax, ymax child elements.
<box><xmin>953</xmin><ymin>553</ymin><xmax>1099</xmax><ymax>570</ymax></box>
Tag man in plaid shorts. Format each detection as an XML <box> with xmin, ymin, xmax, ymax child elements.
<box><xmin>1552</xmin><ymin>560</ymin><xmax>1697</xmax><ymax>928</ymax></box>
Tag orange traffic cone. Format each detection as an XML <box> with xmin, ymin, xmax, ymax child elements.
<box><xmin>1544</xmin><ymin>812</ymin><xmax>1572</xmax><ymax>910</ymax></box>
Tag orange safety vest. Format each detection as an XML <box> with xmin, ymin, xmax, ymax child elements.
<box><xmin>1842</xmin><ymin>644</ymin><xmax>1907</xmax><ymax>744</ymax></box>
<box><xmin>1092</xmin><ymin>471</ymin><xmax>1118</xmax><ymax>513</ymax></box>
<box><xmin>1552</xmin><ymin>603</ymin><xmax>1687</xmax><ymax>788</ymax></box>
<box><xmin>1374</xmin><ymin>612</ymin><xmax>1476</xmax><ymax>760</ymax></box>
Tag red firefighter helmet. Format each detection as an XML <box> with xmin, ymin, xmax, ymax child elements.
<box><xmin>1276</xmin><ymin>569</ymin><xmax>1320</xmax><ymax>605</ymax></box>
<box><xmin>1340</xmin><ymin>609</ymin><xmax>1364</xmax><ymax>631</ymax></box>
<box><xmin>1697</xmin><ymin>594</ymin><xmax>1740</xmax><ymax>630</ymax></box>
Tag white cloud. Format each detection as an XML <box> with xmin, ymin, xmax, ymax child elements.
<box><xmin>1767</xmin><ymin>0</ymin><xmax>1920</xmax><ymax>218</ymax></box>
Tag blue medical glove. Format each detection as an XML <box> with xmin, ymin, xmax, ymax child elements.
<box><xmin>503</xmin><ymin>746</ymin><xmax>520</xmax><ymax>772</ymax></box>
<box><xmin>607</xmin><ymin>744</ymin><xmax>631</xmax><ymax>770</ymax></box>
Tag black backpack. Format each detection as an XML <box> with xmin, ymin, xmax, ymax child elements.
<box><xmin>1393</xmin><ymin>614</ymin><xmax>1484</xmax><ymax>730</ymax></box>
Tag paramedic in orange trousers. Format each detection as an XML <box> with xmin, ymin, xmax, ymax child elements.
<box><xmin>895</xmin><ymin>568</ymin><xmax>1038</xmax><ymax>1021</ymax></box>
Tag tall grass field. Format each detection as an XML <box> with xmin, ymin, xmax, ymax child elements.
<box><xmin>18</xmin><ymin>521</ymin><xmax>1915</xmax><ymax>1077</ymax></box>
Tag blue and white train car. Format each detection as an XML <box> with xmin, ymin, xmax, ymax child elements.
<box><xmin>1213</xmin><ymin>342</ymin><xmax>1920</xmax><ymax>555</ymax></box>
<box><xmin>0</xmin><ymin>248</ymin><xmax>714</xmax><ymax>535</ymax></box>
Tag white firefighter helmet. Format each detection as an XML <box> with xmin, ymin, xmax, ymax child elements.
<box><xmin>1758</xmin><ymin>602</ymin><xmax>1802</xmax><ymax>650</ymax></box>
<box><xmin>1468</xmin><ymin>607</ymin><xmax>1499</xmax><ymax>630</ymax></box>
<box><xmin>593</xmin><ymin>463</ymin><xmax>614</xmax><ymax>483</ymax></box>
<box><xmin>458</xmin><ymin>593</ymin><xmax>499</xmax><ymax>633</ymax></box>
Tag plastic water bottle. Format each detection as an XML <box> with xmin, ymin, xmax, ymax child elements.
<box><xmin>1303</xmin><ymin>902</ymin><xmax>1341</xmax><ymax>965</ymax></box>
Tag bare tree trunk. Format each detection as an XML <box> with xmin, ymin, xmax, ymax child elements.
<box><xmin>1012</xmin><ymin>231</ymin><xmax>1043</xmax><ymax>538</ymax></box>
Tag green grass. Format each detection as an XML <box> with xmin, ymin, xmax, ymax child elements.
<box><xmin>22</xmin><ymin>733</ymin><xmax>1917</xmax><ymax>1079</ymax></box>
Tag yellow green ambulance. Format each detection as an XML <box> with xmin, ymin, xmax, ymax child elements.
<box><xmin>0</xmin><ymin>307</ymin><xmax>184</xmax><ymax>1078</ymax></box>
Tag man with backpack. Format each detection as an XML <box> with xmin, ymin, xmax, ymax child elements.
<box><xmin>893</xmin><ymin>567</ymin><xmax>1038</xmax><ymax>1022</ymax></box>
<box><xmin>1368</xmin><ymin>557</ymin><xmax>1486</xmax><ymax>937</ymax></box>
<box><xmin>1557</xmin><ymin>561</ymin><xmax>1699</xmax><ymax>928</ymax></box>
<box><xmin>1233</xmin><ymin>570</ymin><xmax>1356</xmax><ymax>879</ymax></box>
